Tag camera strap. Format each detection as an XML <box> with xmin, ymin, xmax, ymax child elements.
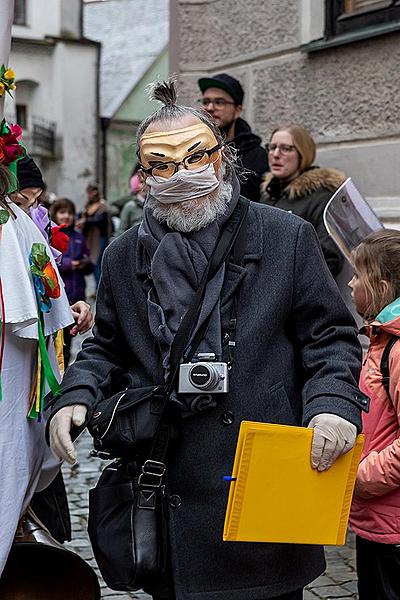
<box><xmin>138</xmin><ymin>197</ymin><xmax>250</xmax><ymax>486</ymax></box>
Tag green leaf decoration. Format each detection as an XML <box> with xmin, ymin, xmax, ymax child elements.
<box><xmin>31</xmin><ymin>243</ymin><xmax>50</xmax><ymax>270</ymax></box>
<box><xmin>0</xmin><ymin>210</ymin><xmax>9</xmax><ymax>225</ymax></box>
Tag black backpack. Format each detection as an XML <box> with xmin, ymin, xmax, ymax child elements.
<box><xmin>380</xmin><ymin>334</ymin><xmax>399</xmax><ymax>401</ymax></box>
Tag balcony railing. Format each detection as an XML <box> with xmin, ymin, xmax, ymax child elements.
<box><xmin>32</xmin><ymin>117</ymin><xmax>56</xmax><ymax>156</ymax></box>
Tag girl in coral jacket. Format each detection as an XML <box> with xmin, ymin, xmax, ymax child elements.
<box><xmin>348</xmin><ymin>229</ymin><xmax>400</xmax><ymax>600</ymax></box>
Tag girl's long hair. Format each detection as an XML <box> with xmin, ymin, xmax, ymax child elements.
<box><xmin>351</xmin><ymin>229</ymin><xmax>400</xmax><ymax>320</ymax></box>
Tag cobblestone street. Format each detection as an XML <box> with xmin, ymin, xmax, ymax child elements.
<box><xmin>63</xmin><ymin>431</ymin><xmax>359</xmax><ymax>600</ymax></box>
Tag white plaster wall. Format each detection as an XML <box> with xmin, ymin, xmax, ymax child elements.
<box><xmin>51</xmin><ymin>42</ymin><xmax>98</xmax><ymax>207</ymax></box>
<box><xmin>7</xmin><ymin>38</ymin><xmax>98</xmax><ymax>206</ymax></box>
<box><xmin>13</xmin><ymin>0</ymin><xmax>62</xmax><ymax>39</ymax></box>
<box><xmin>5</xmin><ymin>42</ymin><xmax>55</xmax><ymax>122</ymax></box>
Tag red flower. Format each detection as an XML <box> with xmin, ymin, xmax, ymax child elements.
<box><xmin>51</xmin><ymin>224</ymin><xmax>69</xmax><ymax>254</ymax></box>
<box><xmin>0</xmin><ymin>138</ymin><xmax>6</xmax><ymax>164</ymax></box>
<box><xmin>1</xmin><ymin>131</ymin><xmax>23</xmax><ymax>164</ymax></box>
<box><xmin>8</xmin><ymin>123</ymin><xmax>22</xmax><ymax>140</ymax></box>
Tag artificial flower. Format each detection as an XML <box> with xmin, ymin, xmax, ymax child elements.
<box><xmin>4</xmin><ymin>68</ymin><xmax>15</xmax><ymax>80</ymax></box>
<box><xmin>0</xmin><ymin>121</ymin><xmax>24</xmax><ymax>165</ymax></box>
<box><xmin>10</xmin><ymin>84</ymin><xmax>16</xmax><ymax>91</ymax></box>
<box><xmin>0</xmin><ymin>138</ymin><xmax>6</xmax><ymax>163</ymax></box>
<box><xmin>0</xmin><ymin>65</ymin><xmax>16</xmax><ymax>97</ymax></box>
<box><xmin>51</xmin><ymin>224</ymin><xmax>69</xmax><ymax>254</ymax></box>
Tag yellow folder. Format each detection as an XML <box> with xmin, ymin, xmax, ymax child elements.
<box><xmin>223</xmin><ymin>421</ymin><xmax>364</xmax><ymax>546</ymax></box>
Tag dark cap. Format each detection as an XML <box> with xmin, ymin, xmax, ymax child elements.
<box><xmin>17</xmin><ymin>155</ymin><xmax>45</xmax><ymax>190</ymax></box>
<box><xmin>198</xmin><ymin>73</ymin><xmax>244</xmax><ymax>105</ymax></box>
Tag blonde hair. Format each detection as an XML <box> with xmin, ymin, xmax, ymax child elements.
<box><xmin>271</xmin><ymin>124</ymin><xmax>316</xmax><ymax>174</ymax></box>
<box><xmin>351</xmin><ymin>229</ymin><xmax>400</xmax><ymax>320</ymax></box>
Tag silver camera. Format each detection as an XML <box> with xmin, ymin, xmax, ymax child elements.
<box><xmin>178</xmin><ymin>353</ymin><xmax>229</xmax><ymax>394</ymax></box>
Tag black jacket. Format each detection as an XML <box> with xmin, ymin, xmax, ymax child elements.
<box><xmin>232</xmin><ymin>118</ymin><xmax>268</xmax><ymax>202</ymax></box>
<box><xmin>48</xmin><ymin>199</ymin><xmax>366</xmax><ymax>600</ymax></box>
<box><xmin>261</xmin><ymin>167</ymin><xmax>345</xmax><ymax>277</ymax></box>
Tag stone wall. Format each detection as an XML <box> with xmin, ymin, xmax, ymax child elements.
<box><xmin>172</xmin><ymin>0</ymin><xmax>400</xmax><ymax>220</ymax></box>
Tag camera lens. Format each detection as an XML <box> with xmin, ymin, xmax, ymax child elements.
<box><xmin>188</xmin><ymin>363</ymin><xmax>220</xmax><ymax>391</ymax></box>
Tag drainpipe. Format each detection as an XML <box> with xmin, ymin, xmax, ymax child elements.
<box><xmin>100</xmin><ymin>117</ymin><xmax>110</xmax><ymax>195</ymax></box>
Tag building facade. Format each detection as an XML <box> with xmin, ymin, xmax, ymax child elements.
<box><xmin>84</xmin><ymin>0</ymin><xmax>169</xmax><ymax>206</ymax></box>
<box><xmin>6</xmin><ymin>0</ymin><xmax>100</xmax><ymax>207</ymax></box>
<box><xmin>171</xmin><ymin>0</ymin><xmax>400</xmax><ymax>224</ymax></box>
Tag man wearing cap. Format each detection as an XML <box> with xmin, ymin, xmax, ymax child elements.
<box><xmin>198</xmin><ymin>73</ymin><xmax>267</xmax><ymax>202</ymax></box>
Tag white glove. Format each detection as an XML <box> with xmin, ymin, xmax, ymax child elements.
<box><xmin>49</xmin><ymin>405</ymin><xmax>87</xmax><ymax>465</ymax></box>
<box><xmin>308</xmin><ymin>413</ymin><xmax>357</xmax><ymax>471</ymax></box>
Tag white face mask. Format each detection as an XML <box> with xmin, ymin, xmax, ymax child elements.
<box><xmin>146</xmin><ymin>164</ymin><xmax>220</xmax><ymax>205</ymax></box>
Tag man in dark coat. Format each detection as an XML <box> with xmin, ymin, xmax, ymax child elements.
<box><xmin>48</xmin><ymin>81</ymin><xmax>368</xmax><ymax>600</ymax></box>
<box><xmin>198</xmin><ymin>73</ymin><xmax>267</xmax><ymax>202</ymax></box>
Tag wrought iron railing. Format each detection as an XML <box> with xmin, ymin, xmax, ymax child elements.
<box><xmin>32</xmin><ymin>117</ymin><xmax>56</xmax><ymax>155</ymax></box>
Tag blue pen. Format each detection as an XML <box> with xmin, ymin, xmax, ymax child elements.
<box><xmin>223</xmin><ymin>476</ymin><xmax>237</xmax><ymax>482</ymax></box>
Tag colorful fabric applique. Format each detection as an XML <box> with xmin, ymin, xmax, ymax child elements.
<box><xmin>29</xmin><ymin>242</ymin><xmax>61</xmax><ymax>313</ymax></box>
<box><xmin>28</xmin><ymin>242</ymin><xmax>61</xmax><ymax>419</ymax></box>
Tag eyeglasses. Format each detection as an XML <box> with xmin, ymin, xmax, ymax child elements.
<box><xmin>140</xmin><ymin>144</ymin><xmax>221</xmax><ymax>179</ymax></box>
<box><xmin>198</xmin><ymin>98</ymin><xmax>236</xmax><ymax>108</ymax></box>
<box><xmin>267</xmin><ymin>143</ymin><xmax>298</xmax><ymax>155</ymax></box>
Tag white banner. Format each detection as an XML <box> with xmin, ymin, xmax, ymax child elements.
<box><xmin>0</xmin><ymin>0</ymin><xmax>14</xmax><ymax>119</ymax></box>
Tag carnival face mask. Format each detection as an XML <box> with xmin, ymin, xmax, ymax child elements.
<box><xmin>139</xmin><ymin>123</ymin><xmax>222</xmax><ymax>204</ymax></box>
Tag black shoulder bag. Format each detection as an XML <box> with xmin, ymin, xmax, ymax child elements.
<box><xmin>87</xmin><ymin>198</ymin><xmax>250</xmax><ymax>592</ymax></box>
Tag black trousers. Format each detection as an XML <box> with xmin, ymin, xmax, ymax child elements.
<box><xmin>356</xmin><ymin>535</ymin><xmax>400</xmax><ymax>600</ymax></box>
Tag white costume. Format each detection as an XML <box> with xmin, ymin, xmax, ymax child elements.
<box><xmin>0</xmin><ymin>203</ymin><xmax>73</xmax><ymax>575</ymax></box>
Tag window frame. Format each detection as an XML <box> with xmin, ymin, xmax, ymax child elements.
<box><xmin>13</xmin><ymin>0</ymin><xmax>27</xmax><ymax>26</ymax></box>
<box><xmin>326</xmin><ymin>0</ymin><xmax>400</xmax><ymax>38</ymax></box>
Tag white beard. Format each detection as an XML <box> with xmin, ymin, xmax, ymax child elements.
<box><xmin>146</xmin><ymin>180</ymin><xmax>232</xmax><ymax>233</ymax></box>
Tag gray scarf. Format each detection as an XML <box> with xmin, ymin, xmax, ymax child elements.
<box><xmin>138</xmin><ymin>175</ymin><xmax>239</xmax><ymax>410</ymax></box>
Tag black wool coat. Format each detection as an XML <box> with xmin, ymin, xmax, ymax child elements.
<box><xmin>261</xmin><ymin>167</ymin><xmax>346</xmax><ymax>277</ymax></box>
<box><xmin>50</xmin><ymin>201</ymin><xmax>367</xmax><ymax>600</ymax></box>
<box><xmin>233</xmin><ymin>118</ymin><xmax>268</xmax><ymax>202</ymax></box>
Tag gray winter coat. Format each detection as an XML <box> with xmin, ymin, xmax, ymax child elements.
<box><xmin>49</xmin><ymin>200</ymin><xmax>367</xmax><ymax>600</ymax></box>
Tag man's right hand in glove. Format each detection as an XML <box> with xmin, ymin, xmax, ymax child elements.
<box><xmin>49</xmin><ymin>405</ymin><xmax>88</xmax><ymax>464</ymax></box>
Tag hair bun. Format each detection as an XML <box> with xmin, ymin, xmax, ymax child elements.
<box><xmin>147</xmin><ymin>77</ymin><xmax>178</xmax><ymax>107</ymax></box>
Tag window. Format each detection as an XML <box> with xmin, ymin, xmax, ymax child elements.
<box><xmin>326</xmin><ymin>0</ymin><xmax>400</xmax><ymax>37</ymax></box>
<box><xmin>16</xmin><ymin>105</ymin><xmax>28</xmax><ymax>130</ymax></box>
<box><xmin>13</xmin><ymin>0</ymin><xmax>26</xmax><ymax>26</ymax></box>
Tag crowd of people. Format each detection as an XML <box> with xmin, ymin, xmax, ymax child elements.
<box><xmin>0</xmin><ymin>72</ymin><xmax>399</xmax><ymax>600</ymax></box>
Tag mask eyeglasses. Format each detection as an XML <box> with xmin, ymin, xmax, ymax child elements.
<box><xmin>140</xmin><ymin>144</ymin><xmax>221</xmax><ymax>180</ymax></box>
<box><xmin>198</xmin><ymin>98</ymin><xmax>236</xmax><ymax>108</ymax></box>
<box><xmin>267</xmin><ymin>143</ymin><xmax>298</xmax><ymax>156</ymax></box>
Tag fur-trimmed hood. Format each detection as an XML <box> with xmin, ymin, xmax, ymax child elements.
<box><xmin>261</xmin><ymin>167</ymin><xmax>346</xmax><ymax>201</ymax></box>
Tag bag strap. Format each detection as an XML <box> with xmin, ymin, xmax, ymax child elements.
<box><xmin>380</xmin><ymin>334</ymin><xmax>399</xmax><ymax>401</ymax></box>
<box><xmin>137</xmin><ymin>197</ymin><xmax>250</xmax><ymax>490</ymax></box>
<box><xmin>167</xmin><ymin>197</ymin><xmax>250</xmax><ymax>390</ymax></box>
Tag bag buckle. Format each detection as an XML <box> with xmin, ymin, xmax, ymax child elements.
<box><xmin>90</xmin><ymin>449</ymin><xmax>112</xmax><ymax>460</ymax></box>
<box><xmin>138</xmin><ymin>459</ymin><xmax>166</xmax><ymax>488</ymax></box>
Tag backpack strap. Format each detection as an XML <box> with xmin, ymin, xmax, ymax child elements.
<box><xmin>380</xmin><ymin>334</ymin><xmax>399</xmax><ymax>401</ymax></box>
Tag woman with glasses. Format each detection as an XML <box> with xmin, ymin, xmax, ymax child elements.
<box><xmin>261</xmin><ymin>124</ymin><xmax>345</xmax><ymax>277</ymax></box>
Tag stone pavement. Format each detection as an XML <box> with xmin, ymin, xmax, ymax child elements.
<box><xmin>63</xmin><ymin>430</ymin><xmax>359</xmax><ymax>600</ymax></box>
